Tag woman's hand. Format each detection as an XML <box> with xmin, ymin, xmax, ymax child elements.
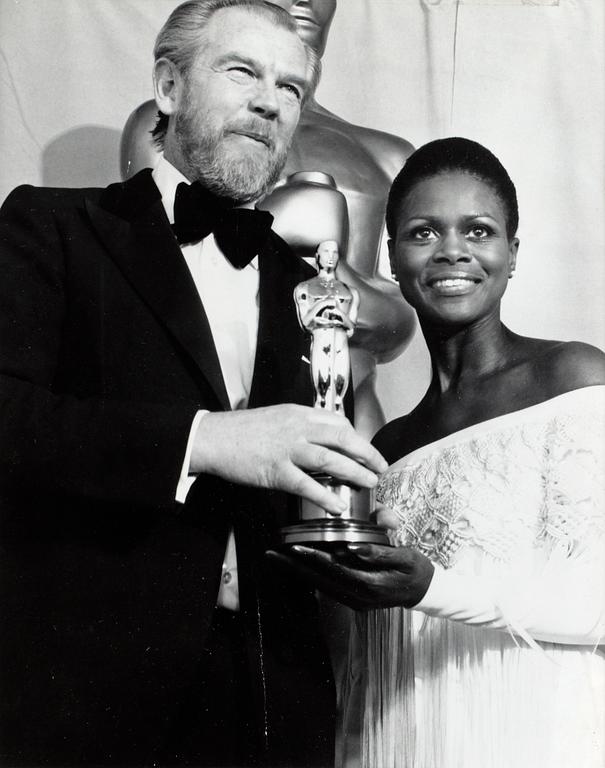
<box><xmin>267</xmin><ymin>543</ymin><xmax>434</xmax><ymax>611</ymax></box>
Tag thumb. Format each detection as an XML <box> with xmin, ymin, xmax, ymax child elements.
<box><xmin>346</xmin><ymin>543</ymin><xmax>372</xmax><ymax>558</ymax></box>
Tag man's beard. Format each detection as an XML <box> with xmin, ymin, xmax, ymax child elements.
<box><xmin>175</xmin><ymin>107</ymin><xmax>290</xmax><ymax>204</ymax></box>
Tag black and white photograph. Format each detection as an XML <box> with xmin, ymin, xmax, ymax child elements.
<box><xmin>1</xmin><ymin>1</ymin><xmax>603</xmax><ymax>766</ymax></box>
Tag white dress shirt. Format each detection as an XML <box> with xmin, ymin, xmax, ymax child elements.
<box><xmin>153</xmin><ymin>154</ymin><xmax>260</xmax><ymax>611</ymax></box>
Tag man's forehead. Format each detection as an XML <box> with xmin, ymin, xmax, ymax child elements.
<box><xmin>199</xmin><ymin>6</ymin><xmax>307</xmax><ymax>67</ymax></box>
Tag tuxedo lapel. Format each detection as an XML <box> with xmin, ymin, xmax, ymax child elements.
<box><xmin>85</xmin><ymin>170</ymin><xmax>230</xmax><ymax>410</ymax></box>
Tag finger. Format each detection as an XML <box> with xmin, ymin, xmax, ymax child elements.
<box><xmin>300</xmin><ymin>413</ymin><xmax>387</xmax><ymax>475</ymax></box>
<box><xmin>289</xmin><ymin>545</ymin><xmax>396</xmax><ymax>585</ymax></box>
<box><xmin>344</xmin><ymin>543</ymin><xmax>405</xmax><ymax>567</ymax></box>
<box><xmin>304</xmin><ymin>425</ymin><xmax>388</xmax><ymax>476</ymax></box>
<box><xmin>286</xmin><ymin>546</ymin><xmax>377</xmax><ymax>604</ymax></box>
<box><xmin>281</xmin><ymin>465</ymin><xmax>349</xmax><ymax>514</ymax></box>
<box><xmin>292</xmin><ymin>443</ymin><xmax>380</xmax><ymax>490</ymax></box>
<box><xmin>346</xmin><ymin>543</ymin><xmax>419</xmax><ymax>573</ymax></box>
<box><xmin>289</xmin><ymin>546</ymin><xmax>371</xmax><ymax>582</ymax></box>
<box><xmin>375</xmin><ymin>503</ymin><xmax>399</xmax><ymax>530</ymax></box>
<box><xmin>290</xmin><ymin>545</ymin><xmax>340</xmax><ymax>570</ymax></box>
<box><xmin>333</xmin><ymin>543</ymin><xmax>387</xmax><ymax>566</ymax></box>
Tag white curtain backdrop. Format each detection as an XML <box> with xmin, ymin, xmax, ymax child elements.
<box><xmin>1</xmin><ymin>0</ymin><xmax>603</xmax><ymax>420</ymax></box>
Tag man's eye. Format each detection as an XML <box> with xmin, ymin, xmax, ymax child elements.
<box><xmin>279</xmin><ymin>83</ymin><xmax>302</xmax><ymax>100</ymax></box>
<box><xmin>229</xmin><ymin>66</ymin><xmax>255</xmax><ymax>79</ymax></box>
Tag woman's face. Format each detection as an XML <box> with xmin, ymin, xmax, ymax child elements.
<box><xmin>388</xmin><ymin>171</ymin><xmax>519</xmax><ymax>328</ymax></box>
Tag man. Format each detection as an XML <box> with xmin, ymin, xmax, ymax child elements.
<box><xmin>0</xmin><ymin>1</ymin><xmax>386</xmax><ymax>766</ymax></box>
<box><xmin>121</xmin><ymin>0</ymin><xmax>416</xmax><ymax>440</ymax></box>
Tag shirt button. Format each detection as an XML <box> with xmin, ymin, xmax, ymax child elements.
<box><xmin>222</xmin><ymin>569</ymin><xmax>232</xmax><ymax>585</ymax></box>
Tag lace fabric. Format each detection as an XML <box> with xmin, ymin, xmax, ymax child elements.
<box><xmin>356</xmin><ymin>386</ymin><xmax>605</xmax><ymax>768</ymax></box>
<box><xmin>379</xmin><ymin>387</ymin><xmax>604</xmax><ymax>569</ymax></box>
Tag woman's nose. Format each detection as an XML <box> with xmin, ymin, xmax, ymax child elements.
<box><xmin>433</xmin><ymin>230</ymin><xmax>470</xmax><ymax>263</ymax></box>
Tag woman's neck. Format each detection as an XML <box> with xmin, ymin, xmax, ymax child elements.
<box><xmin>422</xmin><ymin>314</ymin><xmax>516</xmax><ymax>394</ymax></box>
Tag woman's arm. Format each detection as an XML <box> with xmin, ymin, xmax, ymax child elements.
<box><xmin>415</xmin><ymin>550</ymin><xmax>604</xmax><ymax>646</ymax></box>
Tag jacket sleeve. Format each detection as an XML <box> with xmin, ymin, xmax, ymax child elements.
<box><xmin>0</xmin><ymin>185</ymin><xmax>198</xmax><ymax>507</ymax></box>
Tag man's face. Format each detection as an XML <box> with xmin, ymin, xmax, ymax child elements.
<box><xmin>173</xmin><ymin>7</ymin><xmax>309</xmax><ymax>202</ymax></box>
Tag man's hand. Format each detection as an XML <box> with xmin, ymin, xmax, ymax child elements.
<box><xmin>267</xmin><ymin>543</ymin><xmax>434</xmax><ymax>610</ymax></box>
<box><xmin>190</xmin><ymin>404</ymin><xmax>387</xmax><ymax>514</ymax></box>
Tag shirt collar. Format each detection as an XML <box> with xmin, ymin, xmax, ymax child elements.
<box><xmin>152</xmin><ymin>154</ymin><xmax>190</xmax><ymax>224</ymax></box>
<box><xmin>152</xmin><ymin>153</ymin><xmax>257</xmax><ymax>223</ymax></box>
<box><xmin>151</xmin><ymin>154</ymin><xmax>260</xmax><ymax>270</ymax></box>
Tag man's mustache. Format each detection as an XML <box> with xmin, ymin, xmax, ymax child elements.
<box><xmin>225</xmin><ymin>122</ymin><xmax>276</xmax><ymax>150</ymax></box>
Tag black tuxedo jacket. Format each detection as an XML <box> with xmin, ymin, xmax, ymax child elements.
<box><xmin>0</xmin><ymin>170</ymin><xmax>334</xmax><ymax>766</ymax></box>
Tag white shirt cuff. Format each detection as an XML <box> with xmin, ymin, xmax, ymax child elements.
<box><xmin>175</xmin><ymin>410</ymin><xmax>209</xmax><ymax>503</ymax></box>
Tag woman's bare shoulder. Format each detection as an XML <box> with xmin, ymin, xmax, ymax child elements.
<box><xmin>531</xmin><ymin>339</ymin><xmax>605</xmax><ymax>394</ymax></box>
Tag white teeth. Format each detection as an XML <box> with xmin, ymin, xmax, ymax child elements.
<box><xmin>433</xmin><ymin>278</ymin><xmax>474</xmax><ymax>288</ymax></box>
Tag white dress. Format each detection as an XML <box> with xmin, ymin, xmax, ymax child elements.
<box><xmin>356</xmin><ymin>385</ymin><xmax>605</xmax><ymax>768</ymax></box>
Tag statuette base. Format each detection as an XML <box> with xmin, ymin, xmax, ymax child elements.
<box><xmin>281</xmin><ymin>519</ymin><xmax>389</xmax><ymax>545</ymax></box>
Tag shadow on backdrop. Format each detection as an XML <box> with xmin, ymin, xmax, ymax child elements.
<box><xmin>42</xmin><ymin>125</ymin><xmax>121</xmax><ymax>188</ymax></box>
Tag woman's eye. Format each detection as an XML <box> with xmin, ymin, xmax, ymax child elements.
<box><xmin>468</xmin><ymin>225</ymin><xmax>490</xmax><ymax>239</ymax></box>
<box><xmin>410</xmin><ymin>227</ymin><xmax>436</xmax><ymax>241</ymax></box>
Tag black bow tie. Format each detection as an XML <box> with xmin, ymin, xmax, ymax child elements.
<box><xmin>171</xmin><ymin>181</ymin><xmax>274</xmax><ymax>269</ymax></box>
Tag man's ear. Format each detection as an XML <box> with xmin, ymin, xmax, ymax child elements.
<box><xmin>153</xmin><ymin>58</ymin><xmax>182</xmax><ymax>116</ymax></box>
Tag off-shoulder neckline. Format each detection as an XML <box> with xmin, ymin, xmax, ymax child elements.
<box><xmin>386</xmin><ymin>384</ymin><xmax>605</xmax><ymax>470</ymax></box>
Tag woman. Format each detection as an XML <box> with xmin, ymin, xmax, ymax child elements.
<box><xmin>274</xmin><ymin>138</ymin><xmax>605</xmax><ymax>768</ymax></box>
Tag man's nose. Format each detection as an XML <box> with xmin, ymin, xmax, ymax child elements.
<box><xmin>249</xmin><ymin>80</ymin><xmax>279</xmax><ymax>120</ymax></box>
<box><xmin>433</xmin><ymin>230</ymin><xmax>470</xmax><ymax>263</ymax></box>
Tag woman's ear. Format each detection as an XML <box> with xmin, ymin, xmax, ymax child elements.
<box><xmin>387</xmin><ymin>238</ymin><xmax>398</xmax><ymax>282</ymax></box>
<box><xmin>508</xmin><ymin>237</ymin><xmax>519</xmax><ymax>277</ymax></box>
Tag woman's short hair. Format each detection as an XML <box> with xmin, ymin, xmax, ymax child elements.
<box><xmin>386</xmin><ymin>137</ymin><xmax>519</xmax><ymax>240</ymax></box>
<box><xmin>152</xmin><ymin>0</ymin><xmax>321</xmax><ymax>147</ymax></box>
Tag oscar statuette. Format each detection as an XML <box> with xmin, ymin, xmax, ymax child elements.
<box><xmin>281</xmin><ymin>241</ymin><xmax>389</xmax><ymax>546</ymax></box>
